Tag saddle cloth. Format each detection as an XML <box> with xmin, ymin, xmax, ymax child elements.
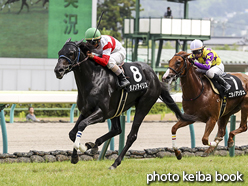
<box><xmin>205</xmin><ymin>74</ymin><xmax>247</xmax><ymax>99</ymax></box>
<box><xmin>122</xmin><ymin>62</ymin><xmax>148</xmax><ymax>92</ymax></box>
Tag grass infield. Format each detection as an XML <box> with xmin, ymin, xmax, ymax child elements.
<box><xmin>0</xmin><ymin>2</ymin><xmax>48</xmax><ymax>58</ymax></box>
<box><xmin>0</xmin><ymin>156</ymin><xmax>247</xmax><ymax>185</ymax></box>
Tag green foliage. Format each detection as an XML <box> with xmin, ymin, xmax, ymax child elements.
<box><xmin>97</xmin><ymin>0</ymin><xmax>138</xmax><ymax>41</ymax></box>
<box><xmin>5</xmin><ymin>103</ymin><xmax>76</xmax><ymax>117</ymax></box>
<box><xmin>130</xmin><ymin>102</ymin><xmax>182</xmax><ymax>115</ymax></box>
<box><xmin>0</xmin><ymin>3</ymin><xmax>48</xmax><ymax>58</ymax></box>
<box><xmin>19</xmin><ymin>111</ymin><xmax>26</xmax><ymax>121</ymax></box>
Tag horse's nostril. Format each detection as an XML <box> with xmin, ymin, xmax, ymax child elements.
<box><xmin>58</xmin><ymin>68</ymin><xmax>64</xmax><ymax>73</ymax></box>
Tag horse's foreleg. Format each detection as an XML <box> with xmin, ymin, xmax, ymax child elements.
<box><xmin>69</xmin><ymin>114</ymin><xmax>84</xmax><ymax>164</ymax></box>
<box><xmin>74</xmin><ymin>108</ymin><xmax>104</xmax><ymax>154</ymax></box>
<box><xmin>0</xmin><ymin>1</ymin><xmax>9</xmax><ymax>10</ymax></box>
<box><xmin>88</xmin><ymin>117</ymin><xmax>122</xmax><ymax>154</ymax></box>
<box><xmin>171</xmin><ymin>120</ymin><xmax>194</xmax><ymax>160</ymax></box>
<box><xmin>69</xmin><ymin>114</ymin><xmax>84</xmax><ymax>142</ymax></box>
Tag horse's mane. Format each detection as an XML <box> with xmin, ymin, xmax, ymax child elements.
<box><xmin>78</xmin><ymin>42</ymin><xmax>95</xmax><ymax>55</ymax></box>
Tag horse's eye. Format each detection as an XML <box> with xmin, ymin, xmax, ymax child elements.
<box><xmin>176</xmin><ymin>61</ymin><xmax>181</xmax><ymax>67</ymax></box>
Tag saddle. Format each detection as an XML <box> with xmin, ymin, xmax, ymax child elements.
<box><xmin>205</xmin><ymin>74</ymin><xmax>246</xmax><ymax>118</ymax></box>
<box><xmin>205</xmin><ymin>74</ymin><xmax>246</xmax><ymax>99</ymax></box>
<box><xmin>110</xmin><ymin>62</ymin><xmax>148</xmax><ymax>119</ymax></box>
<box><xmin>120</xmin><ymin>62</ymin><xmax>148</xmax><ymax>93</ymax></box>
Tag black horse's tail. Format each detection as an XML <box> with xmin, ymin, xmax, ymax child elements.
<box><xmin>159</xmin><ymin>82</ymin><xmax>197</xmax><ymax>122</ymax></box>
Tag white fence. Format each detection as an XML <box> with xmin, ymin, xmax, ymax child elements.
<box><xmin>124</xmin><ymin>18</ymin><xmax>211</xmax><ymax>36</ymax></box>
<box><xmin>0</xmin><ymin>58</ymin><xmax>76</xmax><ymax>91</ymax></box>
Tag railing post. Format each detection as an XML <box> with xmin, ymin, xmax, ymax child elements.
<box><xmin>189</xmin><ymin>124</ymin><xmax>195</xmax><ymax>148</ymax></box>
<box><xmin>0</xmin><ymin>109</ymin><xmax>8</xmax><ymax>153</ymax></box>
<box><xmin>181</xmin><ymin>108</ymin><xmax>195</xmax><ymax>148</ymax></box>
<box><xmin>107</xmin><ymin>119</ymin><xmax>115</xmax><ymax>151</ymax></box>
<box><xmin>10</xmin><ymin>104</ymin><xmax>16</xmax><ymax>123</ymax></box>
<box><xmin>70</xmin><ymin>104</ymin><xmax>76</xmax><ymax>123</ymax></box>
<box><xmin>98</xmin><ymin>139</ymin><xmax>111</xmax><ymax>161</ymax></box>
<box><xmin>224</xmin><ymin>126</ymin><xmax>228</xmax><ymax>147</ymax></box>
<box><xmin>98</xmin><ymin>119</ymin><xmax>115</xmax><ymax>160</ymax></box>
<box><xmin>126</xmin><ymin>108</ymin><xmax>131</xmax><ymax>123</ymax></box>
<box><xmin>118</xmin><ymin>114</ymin><xmax>126</xmax><ymax>156</ymax></box>
<box><xmin>229</xmin><ymin>115</ymin><xmax>236</xmax><ymax>157</ymax></box>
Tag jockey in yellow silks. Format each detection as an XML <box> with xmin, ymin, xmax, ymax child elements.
<box><xmin>189</xmin><ymin>39</ymin><xmax>231</xmax><ymax>92</ymax></box>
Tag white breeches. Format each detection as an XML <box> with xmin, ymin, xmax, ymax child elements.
<box><xmin>206</xmin><ymin>63</ymin><xmax>224</xmax><ymax>78</ymax></box>
<box><xmin>106</xmin><ymin>47</ymin><xmax>126</xmax><ymax>69</ymax></box>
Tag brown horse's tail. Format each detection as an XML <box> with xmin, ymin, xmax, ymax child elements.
<box><xmin>159</xmin><ymin>82</ymin><xmax>197</xmax><ymax>122</ymax></box>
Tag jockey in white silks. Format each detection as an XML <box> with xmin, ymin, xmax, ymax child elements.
<box><xmin>85</xmin><ymin>27</ymin><xmax>130</xmax><ymax>88</ymax></box>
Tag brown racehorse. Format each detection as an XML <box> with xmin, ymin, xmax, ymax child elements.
<box><xmin>162</xmin><ymin>51</ymin><xmax>248</xmax><ymax>159</ymax></box>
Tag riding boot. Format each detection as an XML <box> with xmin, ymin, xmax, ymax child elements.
<box><xmin>111</xmin><ymin>64</ymin><xmax>130</xmax><ymax>88</ymax></box>
<box><xmin>117</xmin><ymin>73</ymin><xmax>130</xmax><ymax>88</ymax></box>
<box><xmin>213</xmin><ymin>74</ymin><xmax>231</xmax><ymax>93</ymax></box>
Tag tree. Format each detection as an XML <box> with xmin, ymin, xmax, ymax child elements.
<box><xmin>97</xmin><ymin>0</ymin><xmax>138</xmax><ymax>41</ymax></box>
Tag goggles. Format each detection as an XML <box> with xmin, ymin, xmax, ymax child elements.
<box><xmin>87</xmin><ymin>39</ymin><xmax>98</xmax><ymax>45</ymax></box>
<box><xmin>192</xmin><ymin>49</ymin><xmax>202</xmax><ymax>55</ymax></box>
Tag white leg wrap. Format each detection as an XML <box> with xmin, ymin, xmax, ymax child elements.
<box><xmin>172</xmin><ymin>134</ymin><xmax>177</xmax><ymax>150</ymax></box>
<box><xmin>209</xmin><ymin>139</ymin><xmax>220</xmax><ymax>147</ymax></box>
<box><xmin>79</xmin><ymin>144</ymin><xmax>87</xmax><ymax>153</ymax></box>
<box><xmin>73</xmin><ymin>131</ymin><xmax>82</xmax><ymax>150</ymax></box>
<box><xmin>209</xmin><ymin>141</ymin><xmax>217</xmax><ymax>147</ymax></box>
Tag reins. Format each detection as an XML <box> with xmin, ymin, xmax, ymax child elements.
<box><xmin>59</xmin><ymin>42</ymin><xmax>89</xmax><ymax>72</ymax></box>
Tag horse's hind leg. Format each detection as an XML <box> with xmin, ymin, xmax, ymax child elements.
<box><xmin>228</xmin><ymin>103</ymin><xmax>248</xmax><ymax>147</ymax></box>
<box><xmin>202</xmin><ymin>115</ymin><xmax>230</xmax><ymax>157</ymax></box>
<box><xmin>110</xmin><ymin>98</ymin><xmax>157</xmax><ymax>169</ymax></box>
<box><xmin>87</xmin><ymin>116</ymin><xmax>122</xmax><ymax>154</ymax></box>
<box><xmin>201</xmin><ymin>117</ymin><xmax>219</xmax><ymax>157</ymax></box>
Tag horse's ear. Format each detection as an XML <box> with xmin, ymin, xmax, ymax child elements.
<box><xmin>65</xmin><ymin>37</ymin><xmax>71</xmax><ymax>43</ymax></box>
<box><xmin>75</xmin><ymin>39</ymin><xmax>84</xmax><ymax>46</ymax></box>
<box><xmin>183</xmin><ymin>53</ymin><xmax>191</xmax><ymax>58</ymax></box>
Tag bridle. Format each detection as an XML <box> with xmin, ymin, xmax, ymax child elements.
<box><xmin>59</xmin><ymin>42</ymin><xmax>89</xmax><ymax>73</ymax></box>
<box><xmin>168</xmin><ymin>54</ymin><xmax>194</xmax><ymax>78</ymax></box>
<box><xmin>169</xmin><ymin>53</ymin><xmax>204</xmax><ymax>101</ymax></box>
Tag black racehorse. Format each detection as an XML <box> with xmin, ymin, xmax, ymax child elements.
<box><xmin>54</xmin><ymin>38</ymin><xmax>195</xmax><ymax>169</ymax></box>
<box><xmin>0</xmin><ymin>0</ymin><xmax>29</xmax><ymax>14</ymax></box>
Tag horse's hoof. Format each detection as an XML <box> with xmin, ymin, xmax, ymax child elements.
<box><xmin>109</xmin><ymin>165</ymin><xmax>116</xmax><ymax>170</ymax></box>
<box><xmin>201</xmin><ymin>152</ymin><xmax>209</xmax><ymax>157</ymax></box>
<box><xmin>174</xmin><ymin>149</ymin><xmax>182</xmax><ymax>160</ymax></box>
<box><xmin>176</xmin><ymin>153</ymin><xmax>182</xmax><ymax>160</ymax></box>
<box><xmin>201</xmin><ymin>146</ymin><xmax>215</xmax><ymax>157</ymax></box>
<box><xmin>91</xmin><ymin>147</ymin><xmax>98</xmax><ymax>155</ymax></box>
<box><xmin>71</xmin><ymin>155</ymin><xmax>79</xmax><ymax>164</ymax></box>
<box><xmin>85</xmin><ymin>142</ymin><xmax>95</xmax><ymax>150</ymax></box>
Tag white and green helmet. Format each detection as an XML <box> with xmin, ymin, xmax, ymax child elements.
<box><xmin>85</xmin><ymin>27</ymin><xmax>101</xmax><ymax>41</ymax></box>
